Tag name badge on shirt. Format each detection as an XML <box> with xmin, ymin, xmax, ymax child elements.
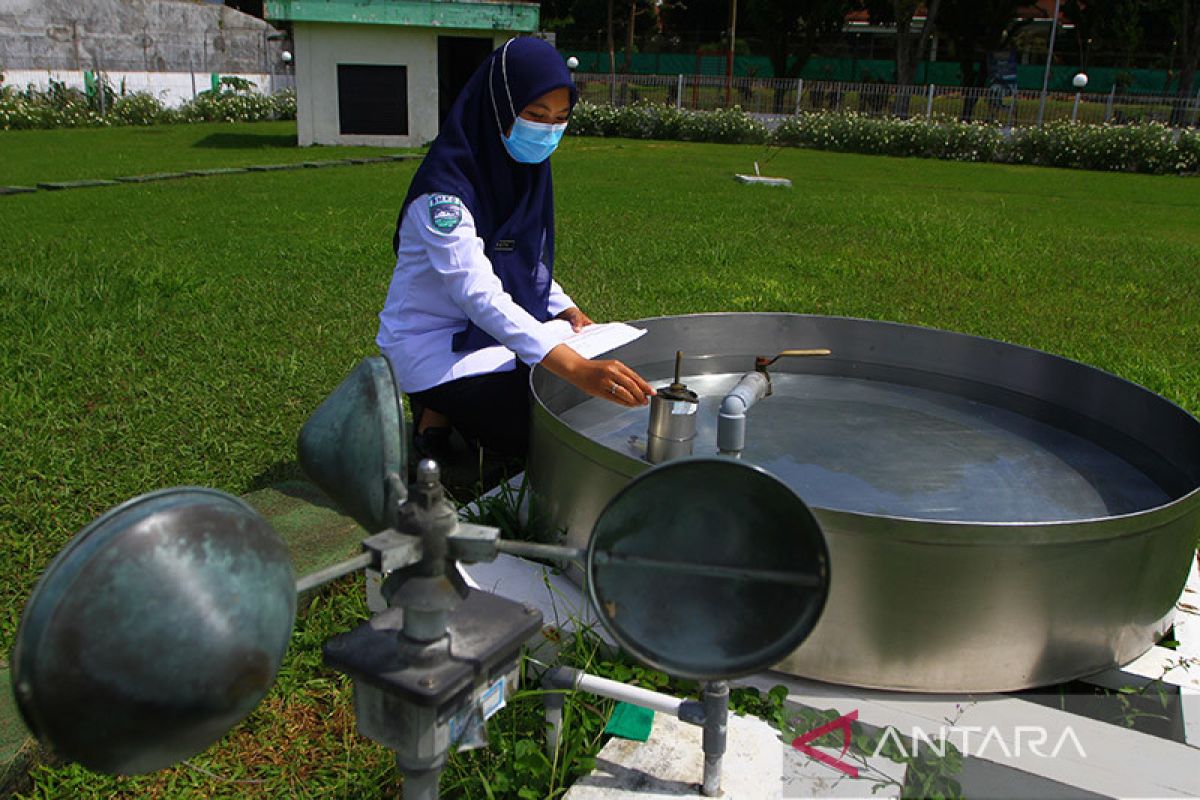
<box><xmin>494</xmin><ymin>239</ymin><xmax>515</xmax><ymax>253</ymax></box>
<box><xmin>428</xmin><ymin>195</ymin><xmax>462</xmax><ymax>234</ymax></box>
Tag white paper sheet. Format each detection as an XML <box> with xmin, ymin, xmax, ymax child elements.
<box><xmin>468</xmin><ymin>320</ymin><xmax>648</xmax><ymax>374</ymax></box>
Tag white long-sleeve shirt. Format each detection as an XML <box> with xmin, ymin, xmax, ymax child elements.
<box><xmin>377</xmin><ymin>193</ymin><xmax>576</xmax><ymax>393</ymax></box>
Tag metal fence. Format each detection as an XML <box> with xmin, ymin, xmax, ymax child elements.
<box><xmin>573</xmin><ymin>72</ymin><xmax>1200</xmax><ymax>129</ymax></box>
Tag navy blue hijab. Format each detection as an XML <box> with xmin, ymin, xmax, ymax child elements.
<box><xmin>396</xmin><ymin>37</ymin><xmax>578</xmax><ymax>353</ymax></box>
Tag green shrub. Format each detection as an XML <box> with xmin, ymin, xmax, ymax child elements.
<box><xmin>178</xmin><ymin>88</ymin><xmax>278</xmax><ymax>123</ymax></box>
<box><xmin>770</xmin><ymin>112</ymin><xmax>1003</xmax><ymax>163</ymax></box>
<box><xmin>271</xmin><ymin>88</ymin><xmax>297</xmax><ymax>121</ymax></box>
<box><xmin>1177</xmin><ymin>129</ymin><xmax>1200</xmax><ymax>174</ymax></box>
<box><xmin>111</xmin><ymin>92</ymin><xmax>170</xmax><ymax>126</ymax></box>
<box><xmin>0</xmin><ymin>78</ymin><xmax>294</xmax><ymax>130</ymax></box>
<box><xmin>679</xmin><ymin>106</ymin><xmax>768</xmax><ymax>144</ymax></box>
<box><xmin>568</xmin><ymin>101</ymin><xmax>767</xmax><ymax>144</ymax></box>
<box><xmin>0</xmin><ymin>81</ymin><xmax>105</xmax><ymax>130</ymax></box>
<box><xmin>569</xmin><ymin>102</ymin><xmax>1197</xmax><ymax>176</ymax></box>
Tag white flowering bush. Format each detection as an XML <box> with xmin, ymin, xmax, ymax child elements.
<box><xmin>679</xmin><ymin>106</ymin><xmax>768</xmax><ymax>144</ymax></box>
<box><xmin>1177</xmin><ymin>129</ymin><xmax>1200</xmax><ymax>174</ymax></box>
<box><xmin>1005</xmin><ymin>120</ymin><xmax>1198</xmax><ymax>173</ymax></box>
<box><xmin>570</xmin><ymin>101</ymin><xmax>1197</xmax><ymax>176</ymax></box>
<box><xmin>568</xmin><ymin>101</ymin><xmax>767</xmax><ymax>144</ymax></box>
<box><xmin>771</xmin><ymin>112</ymin><xmax>1003</xmax><ymax>162</ymax></box>
<box><xmin>0</xmin><ymin>81</ymin><xmax>107</xmax><ymax>129</ymax></box>
<box><xmin>111</xmin><ymin>92</ymin><xmax>172</xmax><ymax>126</ymax></box>
<box><xmin>0</xmin><ymin>78</ymin><xmax>295</xmax><ymax>130</ymax></box>
<box><xmin>178</xmin><ymin>83</ymin><xmax>284</xmax><ymax>123</ymax></box>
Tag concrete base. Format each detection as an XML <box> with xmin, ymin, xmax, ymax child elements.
<box><xmin>733</xmin><ymin>174</ymin><xmax>792</xmax><ymax>187</ymax></box>
<box><xmin>566</xmin><ymin>712</ymin><xmax>781</xmax><ymax>799</ymax></box>
<box><xmin>241</xmin><ymin>480</ymin><xmax>366</xmax><ymax>578</ymax></box>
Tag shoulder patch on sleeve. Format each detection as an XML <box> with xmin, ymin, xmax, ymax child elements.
<box><xmin>428</xmin><ymin>194</ymin><xmax>463</xmax><ymax>234</ymax></box>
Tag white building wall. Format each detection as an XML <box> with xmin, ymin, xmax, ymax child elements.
<box><xmin>293</xmin><ymin>22</ymin><xmax>508</xmax><ymax>148</ymax></box>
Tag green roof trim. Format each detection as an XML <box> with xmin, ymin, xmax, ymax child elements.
<box><xmin>265</xmin><ymin>0</ymin><xmax>539</xmax><ymax>32</ymax></box>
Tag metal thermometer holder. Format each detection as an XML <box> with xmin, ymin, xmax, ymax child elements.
<box><xmin>718</xmin><ymin>348</ymin><xmax>832</xmax><ymax>457</ymax></box>
<box><xmin>647</xmin><ymin>350</ymin><xmax>700</xmax><ymax>464</ymax></box>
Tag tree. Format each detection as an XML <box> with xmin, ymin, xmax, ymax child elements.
<box><xmin>745</xmin><ymin>0</ymin><xmax>857</xmax><ymax>112</ymax></box>
<box><xmin>1175</xmin><ymin>0</ymin><xmax>1200</xmax><ymax>99</ymax></box>
<box><xmin>866</xmin><ymin>0</ymin><xmax>944</xmax><ymax>87</ymax></box>
<box><xmin>1062</xmin><ymin>0</ymin><xmax>1147</xmax><ymax>69</ymax></box>
<box><xmin>936</xmin><ymin>0</ymin><xmax>1029</xmax><ymax>119</ymax></box>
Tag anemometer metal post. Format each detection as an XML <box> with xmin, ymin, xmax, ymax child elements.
<box><xmin>323</xmin><ymin>460</ymin><xmax>543</xmax><ymax>800</ymax></box>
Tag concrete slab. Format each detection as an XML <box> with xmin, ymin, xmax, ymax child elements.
<box><xmin>241</xmin><ymin>481</ymin><xmax>366</xmax><ymax>582</ymax></box>
<box><xmin>566</xmin><ymin>712</ymin><xmax>782</xmax><ymax>799</ymax></box>
<box><xmin>0</xmin><ymin>666</ymin><xmax>37</xmax><ymax>796</ymax></box>
<box><xmin>115</xmin><ymin>172</ymin><xmax>188</xmax><ymax>182</ymax></box>
<box><xmin>0</xmin><ymin>186</ymin><xmax>37</xmax><ymax>195</ymax></box>
<box><xmin>781</xmin><ymin>737</ymin><xmax>904</xmax><ymax>799</ymax></box>
<box><xmin>739</xmin><ymin>672</ymin><xmax>1200</xmax><ymax>799</ymax></box>
<box><xmin>185</xmin><ymin>167</ymin><xmax>249</xmax><ymax>176</ymax></box>
<box><xmin>733</xmin><ymin>174</ymin><xmax>792</xmax><ymax>187</ymax></box>
<box><xmin>36</xmin><ymin>179</ymin><xmax>119</xmax><ymax>190</ymax></box>
<box><xmin>301</xmin><ymin>160</ymin><xmax>352</xmax><ymax>168</ymax></box>
<box><xmin>459</xmin><ymin>554</ymin><xmax>608</xmax><ymax>643</ymax></box>
<box><xmin>246</xmin><ymin>163</ymin><xmax>305</xmax><ymax>171</ymax></box>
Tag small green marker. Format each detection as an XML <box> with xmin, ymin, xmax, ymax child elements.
<box><xmin>603</xmin><ymin>702</ymin><xmax>655</xmax><ymax>742</ymax></box>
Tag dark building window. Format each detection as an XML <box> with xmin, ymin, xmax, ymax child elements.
<box><xmin>223</xmin><ymin>1</ymin><xmax>264</xmax><ymax>18</ymax></box>
<box><xmin>438</xmin><ymin>36</ymin><xmax>493</xmax><ymax>126</ymax></box>
<box><xmin>337</xmin><ymin>64</ymin><xmax>408</xmax><ymax>136</ymax></box>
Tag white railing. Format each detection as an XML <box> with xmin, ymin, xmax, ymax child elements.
<box><xmin>573</xmin><ymin>72</ymin><xmax>1200</xmax><ymax>128</ymax></box>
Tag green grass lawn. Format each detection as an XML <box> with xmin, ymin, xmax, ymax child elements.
<box><xmin>0</xmin><ymin>121</ymin><xmax>407</xmax><ymax>186</ymax></box>
<box><xmin>2</xmin><ymin>122</ymin><xmax>1199</xmax><ymax>797</ymax></box>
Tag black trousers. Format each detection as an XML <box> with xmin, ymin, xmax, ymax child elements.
<box><xmin>408</xmin><ymin>364</ymin><xmax>531</xmax><ymax>458</ymax></box>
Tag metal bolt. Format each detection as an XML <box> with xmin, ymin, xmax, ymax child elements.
<box><xmin>420</xmin><ymin>676</ymin><xmax>436</xmax><ymax>689</ymax></box>
<box><xmin>417</xmin><ymin>459</ymin><xmax>440</xmax><ymax>486</ymax></box>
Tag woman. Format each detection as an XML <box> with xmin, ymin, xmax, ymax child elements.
<box><xmin>377</xmin><ymin>37</ymin><xmax>654</xmax><ymax>460</ymax></box>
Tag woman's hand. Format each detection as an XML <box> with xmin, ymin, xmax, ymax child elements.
<box><xmin>541</xmin><ymin>343</ymin><xmax>655</xmax><ymax>408</ymax></box>
<box><xmin>555</xmin><ymin>306</ymin><xmax>593</xmax><ymax>333</ymax></box>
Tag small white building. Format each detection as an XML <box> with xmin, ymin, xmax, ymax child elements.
<box><xmin>265</xmin><ymin>0</ymin><xmax>540</xmax><ymax>147</ymax></box>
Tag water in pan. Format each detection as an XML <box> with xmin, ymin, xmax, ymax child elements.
<box><xmin>557</xmin><ymin>372</ymin><xmax>1170</xmax><ymax>522</ymax></box>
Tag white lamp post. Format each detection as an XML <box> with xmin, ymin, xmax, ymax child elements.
<box><xmin>1037</xmin><ymin>0</ymin><xmax>1062</xmax><ymax>126</ymax></box>
<box><xmin>1071</xmin><ymin>72</ymin><xmax>1087</xmax><ymax>122</ymax></box>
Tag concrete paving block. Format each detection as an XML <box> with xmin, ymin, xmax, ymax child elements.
<box><xmin>246</xmin><ymin>163</ymin><xmax>304</xmax><ymax>171</ymax></box>
<box><xmin>0</xmin><ymin>666</ymin><xmax>37</xmax><ymax>796</ymax></box>
<box><xmin>567</xmin><ymin>712</ymin><xmax>783</xmax><ymax>799</ymax></box>
<box><xmin>301</xmin><ymin>160</ymin><xmax>352</xmax><ymax>168</ymax></box>
<box><xmin>185</xmin><ymin>167</ymin><xmax>249</xmax><ymax>176</ymax></box>
<box><xmin>0</xmin><ymin>186</ymin><xmax>37</xmax><ymax>195</ymax></box>
<box><xmin>36</xmin><ymin>179</ymin><xmax>119</xmax><ymax>190</ymax></box>
<box><xmin>241</xmin><ymin>480</ymin><xmax>365</xmax><ymax>579</ymax></box>
<box><xmin>115</xmin><ymin>172</ymin><xmax>188</xmax><ymax>183</ymax></box>
<box><xmin>781</xmin><ymin>738</ymin><xmax>905</xmax><ymax>799</ymax></box>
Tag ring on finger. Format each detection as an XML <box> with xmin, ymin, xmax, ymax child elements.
<box><xmin>609</xmin><ymin>382</ymin><xmax>619</xmax><ymax>395</ymax></box>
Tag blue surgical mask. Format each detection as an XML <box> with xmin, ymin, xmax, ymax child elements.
<box><xmin>503</xmin><ymin>116</ymin><xmax>568</xmax><ymax>163</ymax></box>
